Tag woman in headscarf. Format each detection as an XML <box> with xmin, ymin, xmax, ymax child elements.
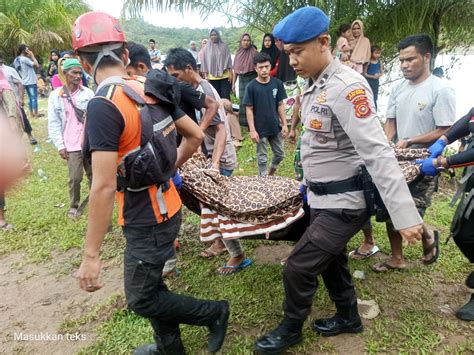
<box><xmin>232</xmin><ymin>33</ymin><xmax>258</xmax><ymax>124</ymax></box>
<box><xmin>349</xmin><ymin>19</ymin><xmax>371</xmax><ymax>74</ymax></box>
<box><xmin>47</xmin><ymin>50</ymin><xmax>60</xmax><ymax>83</ymax></box>
<box><xmin>200</xmin><ymin>29</ymin><xmax>233</xmax><ymax>99</ymax></box>
<box><xmin>261</xmin><ymin>33</ymin><xmax>280</xmax><ymax>77</ymax></box>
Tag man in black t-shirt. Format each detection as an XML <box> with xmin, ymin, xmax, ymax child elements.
<box><xmin>243</xmin><ymin>52</ymin><xmax>288</xmax><ymax>176</ymax></box>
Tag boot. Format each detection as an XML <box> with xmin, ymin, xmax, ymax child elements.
<box><xmin>456</xmin><ymin>294</ymin><xmax>474</xmax><ymax>321</ymax></box>
<box><xmin>207</xmin><ymin>300</ymin><xmax>230</xmax><ymax>353</ymax></box>
<box><xmin>312</xmin><ymin>303</ymin><xmax>363</xmax><ymax>337</ymax></box>
<box><xmin>466</xmin><ymin>271</ymin><xmax>474</xmax><ymax>290</ymax></box>
<box><xmin>134</xmin><ymin>334</ymin><xmax>166</xmax><ymax>355</ymax></box>
<box><xmin>456</xmin><ymin>272</ymin><xmax>474</xmax><ymax>321</ymax></box>
<box><xmin>254</xmin><ymin>316</ymin><xmax>303</xmax><ymax>354</ymax></box>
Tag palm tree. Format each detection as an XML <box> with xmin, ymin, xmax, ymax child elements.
<box><xmin>0</xmin><ymin>0</ymin><xmax>90</xmax><ymax>61</ymax></box>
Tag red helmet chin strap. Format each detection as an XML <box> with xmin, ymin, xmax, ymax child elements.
<box><xmin>79</xmin><ymin>43</ymin><xmax>124</xmax><ymax>83</ymax></box>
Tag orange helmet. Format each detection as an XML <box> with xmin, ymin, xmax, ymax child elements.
<box><xmin>72</xmin><ymin>11</ymin><xmax>125</xmax><ymax>51</ymax></box>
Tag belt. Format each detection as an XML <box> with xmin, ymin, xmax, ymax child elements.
<box><xmin>307</xmin><ymin>175</ymin><xmax>362</xmax><ymax>195</ymax></box>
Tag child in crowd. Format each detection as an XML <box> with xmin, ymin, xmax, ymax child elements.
<box><xmin>334</xmin><ymin>23</ymin><xmax>352</xmax><ymax>65</ymax></box>
<box><xmin>363</xmin><ymin>45</ymin><xmax>384</xmax><ymax>110</ymax></box>
<box><xmin>222</xmin><ymin>99</ymin><xmax>243</xmax><ymax>147</ymax></box>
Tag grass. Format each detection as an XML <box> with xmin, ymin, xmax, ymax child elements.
<box><xmin>1</xmin><ymin>96</ymin><xmax>473</xmax><ymax>354</ymax></box>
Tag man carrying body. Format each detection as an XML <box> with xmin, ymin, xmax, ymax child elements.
<box><xmin>253</xmin><ymin>7</ymin><xmax>423</xmax><ymax>354</ymax></box>
<box><xmin>48</xmin><ymin>59</ymin><xmax>94</xmax><ymax>218</ymax></box>
<box><xmin>74</xmin><ymin>12</ymin><xmax>229</xmax><ymax>354</ymax></box>
<box><xmin>165</xmin><ymin>48</ymin><xmax>253</xmax><ymax>276</ymax></box>
<box><xmin>126</xmin><ymin>41</ymin><xmax>220</xmax><ymax>278</ymax></box>
<box><xmin>243</xmin><ymin>52</ymin><xmax>288</xmax><ymax>176</ymax></box>
<box><xmin>352</xmin><ymin>34</ymin><xmax>456</xmax><ymax>271</ymax></box>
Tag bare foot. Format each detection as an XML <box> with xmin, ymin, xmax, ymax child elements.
<box><xmin>200</xmin><ymin>239</ymin><xmax>227</xmax><ymax>258</ymax></box>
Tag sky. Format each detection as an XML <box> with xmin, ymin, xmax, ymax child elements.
<box><xmin>86</xmin><ymin>0</ymin><xmax>237</xmax><ymax>29</ymax></box>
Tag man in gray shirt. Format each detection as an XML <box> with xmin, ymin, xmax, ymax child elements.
<box><xmin>15</xmin><ymin>44</ymin><xmax>39</xmax><ymax>118</ymax></box>
<box><xmin>352</xmin><ymin>34</ymin><xmax>456</xmax><ymax>271</ymax></box>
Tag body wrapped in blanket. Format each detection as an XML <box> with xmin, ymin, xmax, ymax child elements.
<box><xmin>179</xmin><ymin>149</ymin><xmax>428</xmax><ymax>242</ymax></box>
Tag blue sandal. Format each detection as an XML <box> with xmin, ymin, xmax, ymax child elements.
<box><xmin>218</xmin><ymin>258</ymin><xmax>252</xmax><ymax>275</ymax></box>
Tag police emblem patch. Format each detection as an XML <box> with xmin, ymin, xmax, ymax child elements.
<box><xmin>310</xmin><ymin>119</ymin><xmax>323</xmax><ymax>130</ymax></box>
<box><xmin>352</xmin><ymin>96</ymin><xmax>371</xmax><ymax>118</ymax></box>
<box><xmin>346</xmin><ymin>88</ymin><xmax>366</xmax><ymax>101</ymax></box>
<box><xmin>346</xmin><ymin>88</ymin><xmax>371</xmax><ymax>119</ymax></box>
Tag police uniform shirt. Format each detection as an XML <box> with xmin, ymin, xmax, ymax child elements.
<box><xmin>300</xmin><ymin>59</ymin><xmax>422</xmax><ymax>230</ymax></box>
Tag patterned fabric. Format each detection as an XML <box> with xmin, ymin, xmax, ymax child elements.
<box><xmin>180</xmin><ymin>153</ymin><xmax>302</xmax><ymax>224</ymax></box>
<box><xmin>391</xmin><ymin>143</ymin><xmax>430</xmax><ymax>183</ymax></box>
<box><xmin>199</xmin><ymin>207</ymin><xmax>305</xmax><ymax>241</ymax></box>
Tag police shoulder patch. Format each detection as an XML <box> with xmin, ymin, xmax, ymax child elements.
<box><xmin>346</xmin><ymin>88</ymin><xmax>371</xmax><ymax>119</ymax></box>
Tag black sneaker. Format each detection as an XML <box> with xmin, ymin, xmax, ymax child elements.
<box><xmin>312</xmin><ymin>313</ymin><xmax>363</xmax><ymax>337</ymax></box>
<box><xmin>208</xmin><ymin>301</ymin><xmax>230</xmax><ymax>353</ymax></box>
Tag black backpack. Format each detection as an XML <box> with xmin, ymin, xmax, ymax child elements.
<box><xmin>95</xmin><ymin>77</ymin><xmax>178</xmax><ymax>191</ymax></box>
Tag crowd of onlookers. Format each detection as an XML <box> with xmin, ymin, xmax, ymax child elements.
<box><xmin>0</xmin><ymin>9</ymin><xmax>472</xmax><ymax>355</ymax></box>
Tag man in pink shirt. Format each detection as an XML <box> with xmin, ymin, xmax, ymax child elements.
<box><xmin>48</xmin><ymin>58</ymin><xmax>94</xmax><ymax>218</ymax></box>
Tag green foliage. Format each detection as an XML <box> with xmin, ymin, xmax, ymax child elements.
<box><xmin>123</xmin><ymin>0</ymin><xmax>474</xmax><ymax>62</ymax></box>
<box><xmin>122</xmin><ymin>18</ymin><xmax>254</xmax><ymax>53</ymax></box>
<box><xmin>0</xmin><ymin>0</ymin><xmax>90</xmax><ymax>62</ymax></box>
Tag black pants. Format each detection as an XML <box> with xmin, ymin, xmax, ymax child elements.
<box><xmin>283</xmin><ymin>208</ymin><xmax>367</xmax><ymax>320</ymax></box>
<box><xmin>123</xmin><ymin>211</ymin><xmax>220</xmax><ymax>349</ymax></box>
<box><xmin>209</xmin><ymin>78</ymin><xmax>231</xmax><ymax>100</ymax></box>
<box><xmin>453</xmin><ymin>212</ymin><xmax>474</xmax><ymax>263</ymax></box>
<box><xmin>20</xmin><ymin>107</ymin><xmax>33</xmax><ymax>134</ymax></box>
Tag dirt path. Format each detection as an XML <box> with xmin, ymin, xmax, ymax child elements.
<box><xmin>0</xmin><ymin>251</ymin><xmax>123</xmax><ymax>355</ymax></box>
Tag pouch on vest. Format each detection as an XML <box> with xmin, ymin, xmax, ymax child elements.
<box><xmin>95</xmin><ymin>80</ymin><xmax>178</xmax><ymax>191</ymax></box>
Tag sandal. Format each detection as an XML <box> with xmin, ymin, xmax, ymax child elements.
<box><xmin>218</xmin><ymin>258</ymin><xmax>252</xmax><ymax>275</ymax></box>
<box><xmin>372</xmin><ymin>262</ymin><xmax>406</xmax><ymax>273</ymax></box>
<box><xmin>349</xmin><ymin>245</ymin><xmax>380</xmax><ymax>260</ymax></box>
<box><xmin>422</xmin><ymin>231</ymin><xmax>440</xmax><ymax>265</ymax></box>
<box><xmin>67</xmin><ymin>208</ymin><xmax>78</xmax><ymax>219</ymax></box>
<box><xmin>0</xmin><ymin>223</ymin><xmax>14</xmax><ymax>231</ymax></box>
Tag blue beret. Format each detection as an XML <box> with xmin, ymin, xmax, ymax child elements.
<box><xmin>273</xmin><ymin>7</ymin><xmax>329</xmax><ymax>44</ymax></box>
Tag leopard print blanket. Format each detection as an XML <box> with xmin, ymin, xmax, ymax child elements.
<box><xmin>392</xmin><ymin>144</ymin><xmax>430</xmax><ymax>183</ymax></box>
<box><xmin>180</xmin><ymin>154</ymin><xmax>302</xmax><ymax>224</ymax></box>
<box><xmin>180</xmin><ymin>146</ymin><xmax>428</xmax><ymax>224</ymax></box>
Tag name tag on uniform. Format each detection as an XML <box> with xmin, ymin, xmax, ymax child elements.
<box><xmin>307</xmin><ymin>103</ymin><xmax>332</xmax><ymax>132</ymax></box>
<box><xmin>310</xmin><ymin>104</ymin><xmax>331</xmax><ymax>117</ymax></box>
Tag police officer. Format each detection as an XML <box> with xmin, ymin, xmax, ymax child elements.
<box><xmin>254</xmin><ymin>7</ymin><xmax>424</xmax><ymax>354</ymax></box>
<box><xmin>417</xmin><ymin>107</ymin><xmax>474</xmax><ymax>321</ymax></box>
